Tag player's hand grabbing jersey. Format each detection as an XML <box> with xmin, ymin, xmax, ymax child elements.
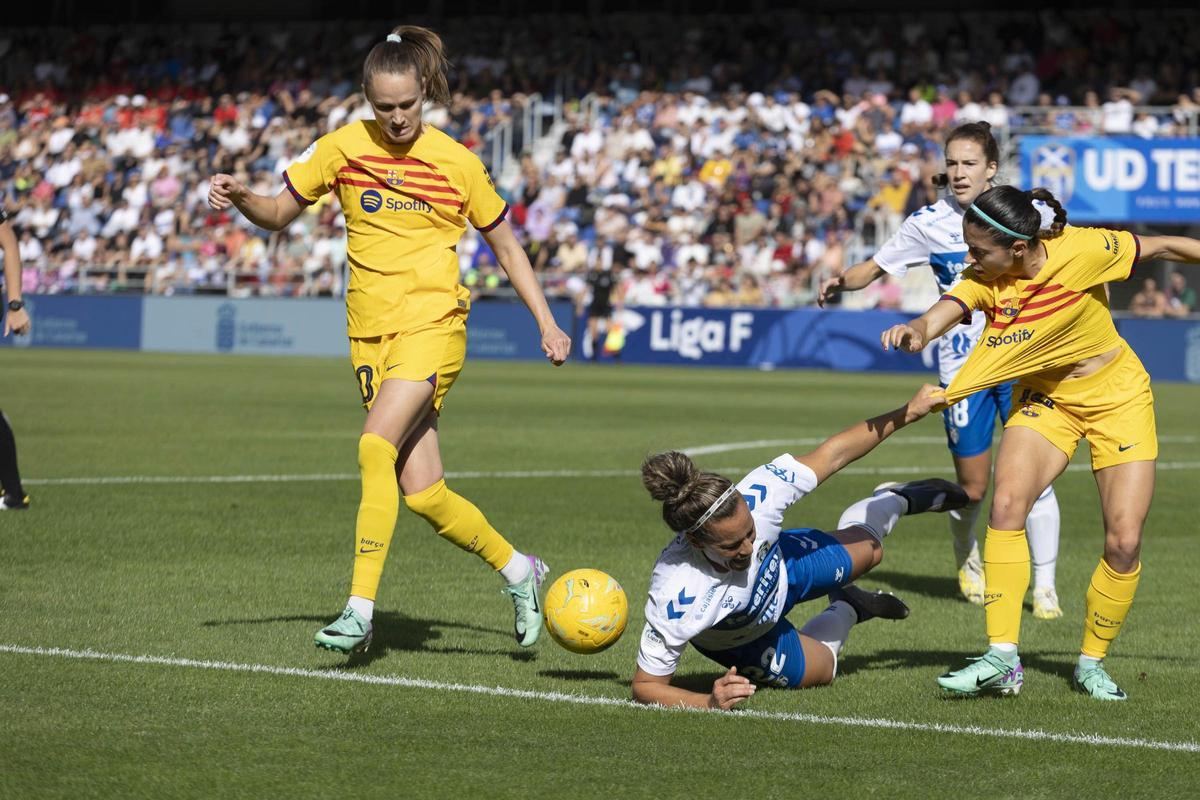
<box><xmin>875</xmin><ymin>198</ymin><xmax>1057</xmax><ymax>384</ymax></box>
<box><xmin>637</xmin><ymin>454</ymin><xmax>820</xmax><ymax>676</ymax></box>
<box><xmin>942</xmin><ymin>226</ymin><xmax>1140</xmax><ymax>404</ymax></box>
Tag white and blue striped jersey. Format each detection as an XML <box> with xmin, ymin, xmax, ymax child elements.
<box><xmin>874</xmin><ymin>196</ymin><xmax>1055</xmax><ymax>384</ymax></box>
<box><xmin>636</xmin><ymin>454</ymin><xmax>820</xmax><ymax>677</ymax></box>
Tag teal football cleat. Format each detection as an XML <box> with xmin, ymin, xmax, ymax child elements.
<box><xmin>314</xmin><ymin>607</ymin><xmax>373</xmax><ymax>654</ymax></box>
<box><xmin>503</xmin><ymin>555</ymin><xmax>548</xmax><ymax>647</ymax></box>
<box><xmin>1074</xmin><ymin>662</ymin><xmax>1127</xmax><ymax>701</ymax></box>
<box><xmin>937</xmin><ymin>651</ymin><xmax>1024</xmax><ymax>696</ymax></box>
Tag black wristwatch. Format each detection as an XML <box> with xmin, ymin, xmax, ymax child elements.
<box><xmin>7</xmin><ymin>299</ymin><xmax>24</xmax><ymax>311</ymax></box>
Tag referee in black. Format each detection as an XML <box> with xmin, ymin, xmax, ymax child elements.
<box><xmin>1</xmin><ymin>204</ymin><xmax>31</xmax><ymax>510</ymax></box>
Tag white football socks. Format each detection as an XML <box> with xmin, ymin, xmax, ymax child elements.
<box><xmin>499</xmin><ymin>549</ymin><xmax>532</xmax><ymax>585</ymax></box>
<box><xmin>836</xmin><ymin>491</ymin><xmax>908</xmax><ymax>542</ymax></box>
<box><xmin>1027</xmin><ymin>485</ymin><xmax>1061</xmax><ymax>590</ymax></box>
<box><xmin>347</xmin><ymin>595</ymin><xmax>374</xmax><ymax>621</ymax></box>
<box><xmin>800</xmin><ymin>601</ymin><xmax>858</xmax><ymax>676</ymax></box>
<box><xmin>948</xmin><ymin>500</ymin><xmax>983</xmax><ymax>568</ymax></box>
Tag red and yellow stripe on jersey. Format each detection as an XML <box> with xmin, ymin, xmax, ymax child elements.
<box><xmin>283</xmin><ymin>120</ymin><xmax>508</xmax><ymax>337</ymax></box>
<box><xmin>942</xmin><ymin>226</ymin><xmax>1140</xmax><ymax>404</ymax></box>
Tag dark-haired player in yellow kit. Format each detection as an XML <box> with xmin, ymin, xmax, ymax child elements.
<box><xmin>209</xmin><ymin>25</ymin><xmax>571</xmax><ymax>654</ymax></box>
<box><xmin>882</xmin><ymin>184</ymin><xmax>1200</xmax><ymax>700</ymax></box>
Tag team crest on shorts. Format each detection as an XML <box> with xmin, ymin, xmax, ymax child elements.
<box><xmin>1020</xmin><ymin>404</ymin><xmax>1040</xmax><ymax>418</ymax></box>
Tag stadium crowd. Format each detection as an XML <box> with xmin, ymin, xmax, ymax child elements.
<box><xmin>1</xmin><ymin>11</ymin><xmax>1199</xmax><ymax>311</ymax></box>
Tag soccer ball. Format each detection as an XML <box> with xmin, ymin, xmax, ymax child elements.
<box><xmin>543</xmin><ymin>568</ymin><xmax>628</xmax><ymax>654</ymax></box>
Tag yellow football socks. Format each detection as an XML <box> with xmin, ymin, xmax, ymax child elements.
<box><xmin>349</xmin><ymin>433</ymin><xmax>400</xmax><ymax>601</ymax></box>
<box><xmin>984</xmin><ymin>527</ymin><xmax>1030</xmax><ymax>646</ymax></box>
<box><xmin>404</xmin><ymin>478</ymin><xmax>514</xmax><ymax>571</ymax></box>
<box><xmin>1081</xmin><ymin>558</ymin><xmax>1141</xmax><ymax>659</ymax></box>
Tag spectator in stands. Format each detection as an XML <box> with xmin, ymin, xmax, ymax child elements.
<box><xmin>1164</xmin><ymin>272</ymin><xmax>1196</xmax><ymax>318</ymax></box>
<box><xmin>1129</xmin><ymin>277</ymin><xmax>1167</xmax><ymax>318</ymax></box>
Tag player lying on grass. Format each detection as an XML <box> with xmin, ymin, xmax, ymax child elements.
<box><xmin>632</xmin><ymin>384</ymin><xmax>967</xmax><ymax>710</ymax></box>
<box><xmin>882</xmin><ymin>185</ymin><xmax>1200</xmax><ymax>700</ymax></box>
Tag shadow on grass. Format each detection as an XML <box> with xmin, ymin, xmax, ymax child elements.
<box><xmin>858</xmin><ymin>570</ymin><xmax>963</xmax><ymax>602</ymax></box>
<box><xmin>201</xmin><ymin>611</ymin><xmax>536</xmax><ymax>666</ymax></box>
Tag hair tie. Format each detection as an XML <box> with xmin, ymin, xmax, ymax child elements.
<box><xmin>969</xmin><ymin>204</ymin><xmax>1032</xmax><ymax>241</ymax></box>
<box><xmin>387</xmin><ymin>33</ymin><xmax>402</xmax><ymax>43</ymax></box>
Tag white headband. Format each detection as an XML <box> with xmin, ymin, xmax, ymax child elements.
<box><xmin>679</xmin><ymin>484</ymin><xmax>738</xmax><ymax>536</ymax></box>
<box><xmin>387</xmin><ymin>34</ymin><xmax>402</xmax><ymax>43</ymax></box>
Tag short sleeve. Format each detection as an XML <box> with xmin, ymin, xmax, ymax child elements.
<box><xmin>282</xmin><ymin>135</ymin><xmax>340</xmax><ymax>206</ymax></box>
<box><xmin>737</xmin><ymin>454</ymin><xmax>820</xmax><ymax>535</ymax></box>
<box><xmin>943</xmin><ymin>271</ymin><xmax>992</xmax><ymax>322</ymax></box>
<box><xmin>635</xmin><ymin>621</ymin><xmax>685</xmax><ymax>676</ymax></box>
<box><xmin>874</xmin><ymin>214</ymin><xmax>931</xmax><ymax>277</ymax></box>
<box><xmin>1075</xmin><ymin>227</ymin><xmax>1140</xmax><ymax>287</ymax></box>
<box><xmin>461</xmin><ymin>153</ymin><xmax>508</xmax><ymax>231</ymax></box>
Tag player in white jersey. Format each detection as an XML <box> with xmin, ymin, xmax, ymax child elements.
<box><xmin>818</xmin><ymin>122</ymin><xmax>1063</xmax><ymax>619</ymax></box>
<box><xmin>631</xmin><ymin>384</ymin><xmax>968</xmax><ymax>710</ymax></box>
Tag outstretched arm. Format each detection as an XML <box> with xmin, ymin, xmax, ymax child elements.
<box><xmin>208</xmin><ymin>174</ymin><xmax>304</xmax><ymax>232</ymax></box>
<box><xmin>817</xmin><ymin>257</ymin><xmax>886</xmax><ymax>308</ymax></box>
<box><xmin>482</xmin><ymin>220</ymin><xmax>571</xmax><ymax>365</ymax></box>
<box><xmin>880</xmin><ymin>298</ymin><xmax>966</xmax><ymax>353</ymax></box>
<box><xmin>792</xmin><ymin>383</ymin><xmax>946</xmax><ymax>485</ymax></box>
<box><xmin>632</xmin><ymin>666</ymin><xmax>755</xmax><ymax>711</ymax></box>
<box><xmin>1138</xmin><ymin>235</ymin><xmax>1200</xmax><ymax>264</ymax></box>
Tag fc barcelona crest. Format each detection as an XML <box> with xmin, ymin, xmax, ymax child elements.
<box><xmin>1032</xmin><ymin>143</ymin><xmax>1075</xmax><ymax>204</ymax></box>
<box><xmin>386</xmin><ymin>169</ymin><xmax>406</xmax><ymax>187</ymax></box>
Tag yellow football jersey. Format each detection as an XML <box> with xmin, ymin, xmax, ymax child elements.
<box><xmin>283</xmin><ymin>120</ymin><xmax>508</xmax><ymax>337</ymax></box>
<box><xmin>942</xmin><ymin>225</ymin><xmax>1140</xmax><ymax>404</ymax></box>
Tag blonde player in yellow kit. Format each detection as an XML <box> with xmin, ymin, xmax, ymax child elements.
<box><xmin>208</xmin><ymin>26</ymin><xmax>571</xmax><ymax>655</ymax></box>
<box><xmin>881</xmin><ymin>184</ymin><xmax>1200</xmax><ymax>700</ymax></box>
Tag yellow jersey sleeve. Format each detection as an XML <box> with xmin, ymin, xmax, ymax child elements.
<box><xmin>460</xmin><ymin>154</ymin><xmax>508</xmax><ymax>232</ymax></box>
<box><xmin>282</xmin><ymin>134</ymin><xmax>342</xmax><ymax>206</ymax></box>
<box><xmin>942</xmin><ymin>269</ymin><xmax>994</xmax><ymax>322</ymax></box>
<box><xmin>1064</xmin><ymin>227</ymin><xmax>1140</xmax><ymax>287</ymax></box>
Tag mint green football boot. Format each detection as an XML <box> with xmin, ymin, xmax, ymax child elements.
<box><xmin>1074</xmin><ymin>662</ymin><xmax>1128</xmax><ymax>701</ymax></box>
<box><xmin>314</xmin><ymin>607</ymin><xmax>373</xmax><ymax>654</ymax></box>
<box><xmin>937</xmin><ymin>650</ymin><xmax>1024</xmax><ymax>696</ymax></box>
<box><xmin>502</xmin><ymin>555</ymin><xmax>548</xmax><ymax>647</ymax></box>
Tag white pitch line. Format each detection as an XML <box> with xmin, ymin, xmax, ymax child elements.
<box><xmin>1</xmin><ymin>643</ymin><xmax>1195</xmax><ymax>754</ymax></box>
<box><xmin>21</xmin><ymin>460</ymin><xmax>1200</xmax><ymax>487</ymax></box>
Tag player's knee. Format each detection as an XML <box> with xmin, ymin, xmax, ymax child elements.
<box><xmin>960</xmin><ymin>480</ymin><xmax>988</xmax><ymax>504</ymax></box>
<box><xmin>403</xmin><ymin>478</ymin><xmax>447</xmax><ymax>519</ymax></box>
<box><xmin>358</xmin><ymin>432</ymin><xmax>398</xmax><ymax>471</ymax></box>
<box><xmin>1103</xmin><ymin>527</ymin><xmax>1142</xmax><ymax>571</ymax></box>
<box><xmin>988</xmin><ymin>487</ymin><xmax>1034</xmax><ymax>529</ymax></box>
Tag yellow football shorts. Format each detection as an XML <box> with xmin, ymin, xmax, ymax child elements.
<box><xmin>1006</xmin><ymin>344</ymin><xmax>1157</xmax><ymax>471</ymax></box>
<box><xmin>349</xmin><ymin>318</ymin><xmax>467</xmax><ymax>413</ymax></box>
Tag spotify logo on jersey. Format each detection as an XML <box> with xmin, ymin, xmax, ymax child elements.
<box><xmin>360</xmin><ymin>190</ymin><xmax>383</xmax><ymax>213</ymax></box>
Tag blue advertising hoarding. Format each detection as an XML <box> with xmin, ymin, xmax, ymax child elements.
<box><xmin>1021</xmin><ymin>136</ymin><xmax>1200</xmax><ymax>223</ymax></box>
<box><xmin>609</xmin><ymin>306</ymin><xmax>937</xmax><ymax>373</ymax></box>
<box><xmin>0</xmin><ymin>295</ymin><xmax>142</xmax><ymax>350</ymax></box>
<box><xmin>3</xmin><ymin>295</ymin><xmax>1199</xmax><ymax>384</ymax></box>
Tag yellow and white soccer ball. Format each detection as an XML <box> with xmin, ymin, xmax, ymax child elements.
<box><xmin>543</xmin><ymin>568</ymin><xmax>628</xmax><ymax>654</ymax></box>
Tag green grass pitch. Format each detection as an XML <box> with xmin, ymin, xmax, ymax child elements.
<box><xmin>2</xmin><ymin>349</ymin><xmax>1197</xmax><ymax>799</ymax></box>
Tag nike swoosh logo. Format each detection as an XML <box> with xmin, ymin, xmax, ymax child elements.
<box><xmin>983</xmin><ymin>599</ymin><xmax>1000</xmax><ymax>606</ymax></box>
<box><xmin>386</xmin><ymin>363</ymin><xmax>402</xmax><ymax>371</ymax></box>
<box><xmin>1094</xmin><ymin>621</ymin><xmax>1122</xmax><ymax>628</ymax></box>
<box><xmin>359</xmin><ymin>547</ymin><xmax>382</xmax><ymax>554</ymax></box>
<box><xmin>1118</xmin><ymin>443</ymin><xmax>1138</xmax><ymax>452</ymax></box>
